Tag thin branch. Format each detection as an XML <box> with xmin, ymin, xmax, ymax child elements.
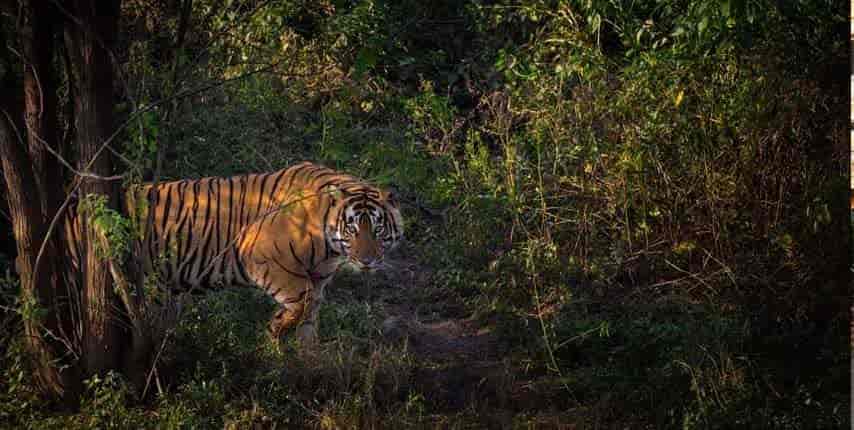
<box><xmin>141</xmin><ymin>328</ymin><xmax>172</xmax><ymax>399</ymax></box>
<box><xmin>30</xmin><ymin>176</ymin><xmax>81</xmax><ymax>294</ymax></box>
<box><xmin>4</xmin><ymin>304</ymin><xmax>82</xmax><ymax>361</ymax></box>
<box><xmin>25</xmin><ymin>123</ymin><xmax>124</xmax><ymax>181</ymax></box>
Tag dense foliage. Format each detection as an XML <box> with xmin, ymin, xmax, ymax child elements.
<box><xmin>0</xmin><ymin>0</ymin><xmax>848</xmax><ymax>428</ymax></box>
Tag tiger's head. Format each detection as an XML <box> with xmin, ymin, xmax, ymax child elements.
<box><xmin>325</xmin><ymin>186</ymin><xmax>403</xmax><ymax>272</ymax></box>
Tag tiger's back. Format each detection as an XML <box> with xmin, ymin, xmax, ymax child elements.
<box><xmin>137</xmin><ymin>170</ymin><xmax>291</xmax><ymax>289</ymax></box>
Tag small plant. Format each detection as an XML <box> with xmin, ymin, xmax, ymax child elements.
<box><xmin>404</xmin><ymin>80</ymin><xmax>458</xmax><ymax>154</ymax></box>
<box><xmin>79</xmin><ymin>371</ymin><xmax>147</xmax><ymax>429</ymax></box>
<box><xmin>78</xmin><ymin>194</ymin><xmax>134</xmax><ymax>261</ymax></box>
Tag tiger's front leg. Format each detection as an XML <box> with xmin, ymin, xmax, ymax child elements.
<box><xmin>262</xmin><ymin>274</ymin><xmax>321</xmax><ymax>348</ymax></box>
<box><xmin>267</xmin><ymin>281</ymin><xmax>328</xmax><ymax>349</ymax></box>
<box><xmin>267</xmin><ymin>288</ymin><xmax>307</xmax><ymax>341</ymax></box>
<box><xmin>237</xmin><ymin>212</ymin><xmax>337</xmax><ymax>351</ymax></box>
<box><xmin>292</xmin><ymin>279</ymin><xmax>330</xmax><ymax>347</ymax></box>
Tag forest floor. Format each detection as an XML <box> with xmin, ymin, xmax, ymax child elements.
<box><xmin>316</xmin><ymin>242</ymin><xmax>582</xmax><ymax>427</ymax></box>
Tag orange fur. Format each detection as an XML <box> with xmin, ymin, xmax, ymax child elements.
<box><xmin>67</xmin><ymin>162</ymin><xmax>404</xmax><ymax>345</ymax></box>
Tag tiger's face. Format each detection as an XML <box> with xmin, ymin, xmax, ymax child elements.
<box><xmin>327</xmin><ymin>188</ymin><xmax>403</xmax><ymax>272</ymax></box>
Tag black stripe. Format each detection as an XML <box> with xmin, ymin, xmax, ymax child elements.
<box><xmin>255</xmin><ymin>172</ymin><xmax>271</xmax><ymax>218</ymax></box>
<box><xmin>213</xmin><ymin>178</ymin><xmax>222</xmax><ymax>254</ymax></box>
<box><xmin>173</xmin><ymin>183</ymin><xmax>193</xmax><ymax>267</ymax></box>
<box><xmin>288</xmin><ymin>241</ymin><xmax>305</xmax><ymax>268</ymax></box>
<box><xmin>269</xmin><ymin>254</ymin><xmax>310</xmax><ymax>280</ymax></box>
<box><xmin>308</xmin><ymin>234</ymin><xmax>316</xmax><ymax>268</ymax></box>
<box><xmin>300</xmin><ymin>165</ymin><xmax>326</xmax><ymax>181</ymax></box>
<box><xmin>238</xmin><ymin>175</ymin><xmax>249</xmax><ymax>226</ymax></box>
<box><xmin>178</xmin><ymin>230</ymin><xmax>196</xmax><ymax>283</ymax></box>
<box><xmin>197</xmin><ymin>222</ymin><xmax>215</xmax><ymax>281</ymax></box>
<box><xmin>160</xmin><ymin>183</ymin><xmax>173</xmax><ymax>238</ymax></box>
<box><xmin>268</xmin><ymin>170</ymin><xmax>288</xmax><ymax>207</ymax></box>
<box><xmin>163</xmin><ymin>226</ymin><xmax>174</xmax><ymax>283</ymax></box>
<box><xmin>306</xmin><ymin>171</ymin><xmax>337</xmax><ymax>186</ymax></box>
<box><xmin>234</xmin><ymin>252</ymin><xmax>252</xmax><ymax>285</ymax></box>
<box><xmin>322</xmin><ymin>201</ymin><xmax>336</xmax><ymax>259</ymax></box>
<box><xmin>196</xmin><ymin>179</ymin><xmax>214</xmax><ymax>276</ymax></box>
<box><xmin>341</xmin><ymin>186</ymin><xmax>379</xmax><ymax>197</ymax></box>
<box><xmin>225</xmin><ymin>177</ymin><xmax>234</xmax><ymax>244</ymax></box>
<box><xmin>146</xmin><ymin>186</ymin><xmax>159</xmax><ymax>266</ymax></box>
<box><xmin>337</xmin><ymin>204</ymin><xmax>348</xmax><ymax>234</ymax></box>
<box><xmin>254</xmin><ymin>208</ymin><xmax>270</xmax><ymax>235</ymax></box>
<box><xmin>178</xmin><ymin>181</ymin><xmax>202</xmax><ymax>283</ymax></box>
<box><xmin>316</xmin><ymin>178</ymin><xmax>359</xmax><ymax>191</ymax></box>
<box><xmin>190</xmin><ymin>180</ymin><xmax>201</xmax><ymax>225</ymax></box>
<box><xmin>259</xmin><ymin>265</ymin><xmax>271</xmax><ymax>290</ymax></box>
<box><xmin>285</xmin><ymin>163</ymin><xmax>311</xmax><ymax>192</ymax></box>
<box><xmin>321</xmin><ymin>195</ymin><xmax>335</xmax><ymax>224</ymax></box>
<box><xmin>176</xmin><ymin>224</ymin><xmax>193</xmax><ymax>281</ymax></box>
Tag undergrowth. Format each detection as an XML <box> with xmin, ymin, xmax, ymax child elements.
<box><xmin>0</xmin><ymin>0</ymin><xmax>848</xmax><ymax>428</ymax></box>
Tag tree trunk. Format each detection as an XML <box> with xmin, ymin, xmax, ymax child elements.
<box><xmin>20</xmin><ymin>0</ymin><xmax>77</xmax><ymax>369</ymax></box>
<box><xmin>62</xmin><ymin>0</ymin><xmax>124</xmax><ymax>377</ymax></box>
<box><xmin>2</xmin><ymin>0</ymin><xmax>139</xmax><ymax>401</ymax></box>
<box><xmin>22</xmin><ymin>0</ymin><xmax>63</xmax><ymax>216</ymax></box>
<box><xmin>0</xmin><ymin>2</ymin><xmax>80</xmax><ymax>401</ymax></box>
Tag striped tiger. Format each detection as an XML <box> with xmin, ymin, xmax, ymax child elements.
<box><xmin>66</xmin><ymin>161</ymin><xmax>404</xmax><ymax>345</ymax></box>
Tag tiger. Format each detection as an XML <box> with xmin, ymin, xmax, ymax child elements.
<box><xmin>66</xmin><ymin>161</ymin><xmax>404</xmax><ymax>346</ymax></box>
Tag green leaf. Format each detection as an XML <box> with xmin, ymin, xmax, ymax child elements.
<box><xmin>354</xmin><ymin>46</ymin><xmax>378</xmax><ymax>78</ymax></box>
<box><xmin>698</xmin><ymin>16</ymin><xmax>709</xmax><ymax>34</ymax></box>
<box><xmin>589</xmin><ymin>14</ymin><xmax>601</xmax><ymax>34</ymax></box>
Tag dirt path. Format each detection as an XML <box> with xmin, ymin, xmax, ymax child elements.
<box><xmin>369</xmin><ymin>255</ymin><xmax>503</xmax><ymax>362</ymax></box>
<box><xmin>359</xmin><ymin>255</ymin><xmax>532</xmax><ymax>414</ymax></box>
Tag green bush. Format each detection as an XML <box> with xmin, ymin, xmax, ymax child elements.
<box><xmin>0</xmin><ymin>0</ymin><xmax>846</xmax><ymax>428</ymax></box>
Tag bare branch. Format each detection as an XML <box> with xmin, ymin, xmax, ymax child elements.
<box><xmin>141</xmin><ymin>328</ymin><xmax>172</xmax><ymax>399</ymax></box>
<box><xmin>25</xmin><ymin>122</ymin><xmax>124</xmax><ymax>181</ymax></box>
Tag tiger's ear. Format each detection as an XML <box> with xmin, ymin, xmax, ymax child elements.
<box><xmin>326</xmin><ymin>184</ymin><xmax>343</xmax><ymax>203</ymax></box>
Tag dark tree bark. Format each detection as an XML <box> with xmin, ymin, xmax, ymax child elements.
<box><xmin>21</xmin><ymin>0</ymin><xmax>62</xmax><ymax>215</ymax></box>
<box><xmin>19</xmin><ymin>0</ymin><xmax>76</xmax><ymax>366</ymax></box>
<box><xmin>0</xmin><ymin>98</ymin><xmax>71</xmax><ymax>400</ymax></box>
<box><xmin>1</xmin><ymin>0</ymin><xmax>147</xmax><ymax>403</ymax></box>
<box><xmin>62</xmin><ymin>0</ymin><xmax>124</xmax><ymax>376</ymax></box>
<box><xmin>0</xmin><ymin>0</ymin><xmax>80</xmax><ymax>401</ymax></box>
